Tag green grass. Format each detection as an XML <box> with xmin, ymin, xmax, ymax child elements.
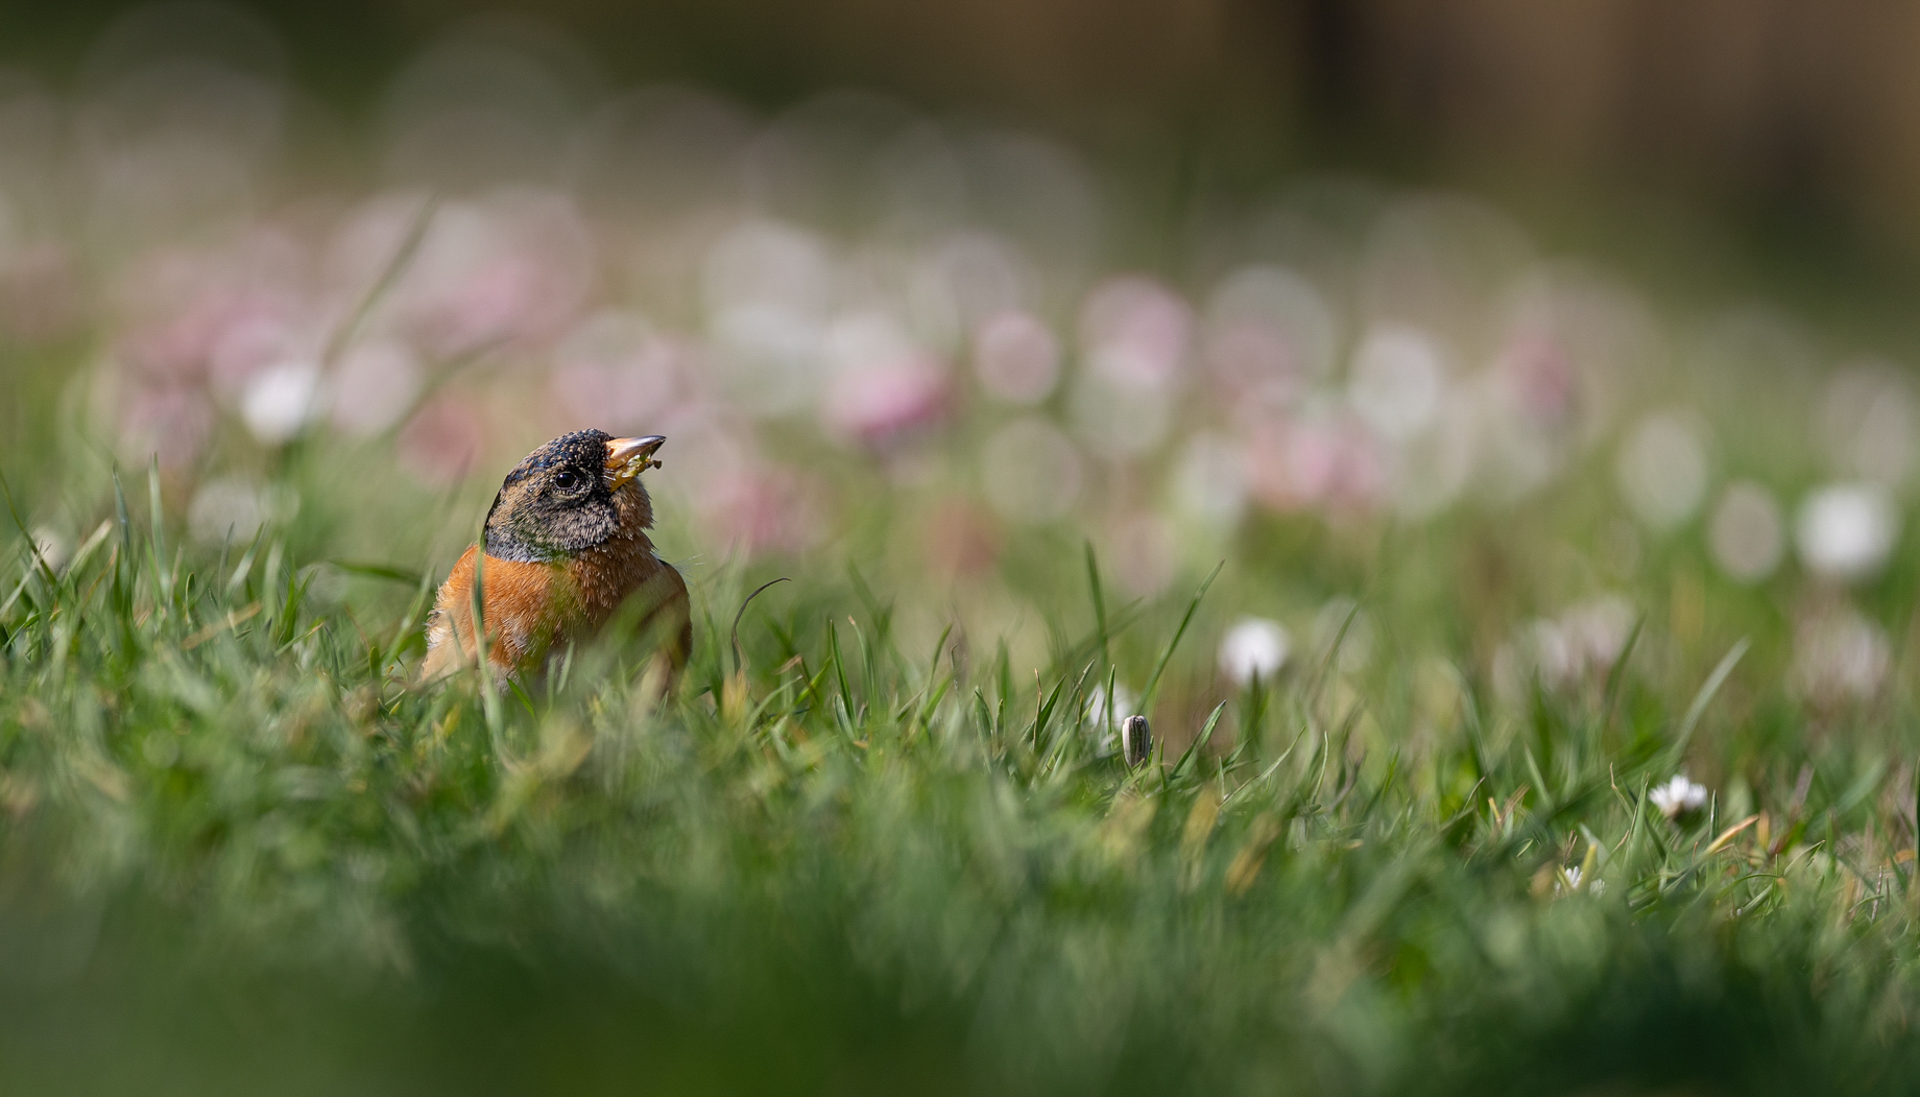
<box><xmin>3</xmin><ymin>457</ymin><xmax>1920</xmax><ymax>1096</ymax></box>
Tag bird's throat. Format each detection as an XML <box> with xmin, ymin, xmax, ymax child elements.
<box><xmin>482</xmin><ymin>525</ymin><xmax>553</xmax><ymax>563</ymax></box>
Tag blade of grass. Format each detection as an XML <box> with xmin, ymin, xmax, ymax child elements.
<box><xmin>1085</xmin><ymin>541</ymin><xmax>1108</xmax><ymax>666</ymax></box>
<box><xmin>730</xmin><ymin>576</ymin><xmax>791</xmax><ymax>676</ymax></box>
<box><xmin>1169</xmin><ymin>700</ymin><xmax>1229</xmax><ymax>783</ymax></box>
<box><xmin>148</xmin><ymin>457</ymin><xmax>171</xmax><ymax>606</ymax></box>
<box><xmin>1668</xmin><ymin>637</ymin><xmax>1749</xmax><ymax>765</ymax></box>
<box><xmin>1306</xmin><ymin>599</ymin><xmax>1361</xmax><ymax>714</ymax></box>
<box><xmin>323</xmin><ymin>194</ymin><xmax>439</xmax><ymax>366</ymax></box>
<box><xmin>1141</xmin><ymin>561</ymin><xmax>1224</xmax><ymax>711</ymax></box>
<box><xmin>1598</xmin><ymin>613</ymin><xmax>1645</xmax><ymax>733</ymax></box>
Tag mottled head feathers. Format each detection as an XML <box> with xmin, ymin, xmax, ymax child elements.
<box><xmin>482</xmin><ymin>430</ymin><xmax>658</xmax><ymax>562</ymax></box>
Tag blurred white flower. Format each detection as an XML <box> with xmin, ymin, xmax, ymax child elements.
<box><xmin>1616</xmin><ymin>410</ymin><xmax>1709</xmax><ymax>531</ymax></box>
<box><xmin>711</xmin><ymin>303</ymin><xmax>822</xmax><ymax>416</ymax></box>
<box><xmin>973</xmin><ymin>309</ymin><xmax>1058</xmax><ymax>404</ymax></box>
<box><xmin>1203</xmin><ymin>265</ymin><xmax>1337</xmax><ymax>401</ymax></box>
<box><xmin>923</xmin><ymin>233</ymin><xmax>1029</xmax><ymax>333</ymax></box>
<box><xmin>1068</xmin><ymin>373</ymin><xmax>1173</xmax><ymax>459</ymax></box>
<box><xmin>1219</xmin><ymin>617</ymin><xmax>1290</xmax><ymax>685</ymax></box>
<box><xmin>703</xmin><ymin>218</ymin><xmax>834</xmax><ymax>318</ymax></box>
<box><xmin>1311</xmin><ymin>597</ymin><xmax>1375</xmax><ymax>672</ymax></box>
<box><xmin>1796</xmin><ymin>484</ymin><xmax>1899</xmax><ymax>582</ymax></box>
<box><xmin>1819</xmin><ymin>362</ymin><xmax>1916</xmax><ymax>487</ymax></box>
<box><xmin>1172</xmin><ymin>433</ymin><xmax>1247</xmax><ymax>526</ymax></box>
<box><xmin>329</xmin><ymin>339</ymin><xmax>422</xmax><ymax>437</ymax></box>
<box><xmin>1792</xmin><ymin>606</ymin><xmax>1890</xmax><ymax>703</ymax></box>
<box><xmin>823</xmin><ymin>310</ymin><xmax>915</xmax><ymax>372</ymax></box>
<box><xmin>1543</xmin><ymin>599</ymin><xmax>1629</xmax><ymax>690</ymax></box>
<box><xmin>1492</xmin><ymin>595</ymin><xmax>1635</xmax><ymax>699</ymax></box>
<box><xmin>1650</xmin><ymin>775</ymin><xmax>1709</xmax><ymax>820</ymax></box>
<box><xmin>28</xmin><ymin>525</ymin><xmax>68</xmax><ymax>572</ymax></box>
<box><xmin>1390</xmin><ymin>389</ymin><xmax>1476</xmax><ymax>518</ymax></box>
<box><xmin>188</xmin><ymin>476</ymin><xmax>271</xmax><ymax>544</ymax></box>
<box><xmin>1708</xmin><ymin>481</ymin><xmax>1785</xmax><ymax>583</ymax></box>
<box><xmin>390</xmin><ymin>192</ymin><xmax>594</xmax><ymax>355</ymax></box>
<box><xmin>703</xmin><ymin>218</ymin><xmax>833</xmax><ymax>416</ymax></box>
<box><xmin>241</xmin><ymin>359</ymin><xmax>320</xmax><ymax>443</ymax></box>
<box><xmin>1556</xmin><ymin>865</ymin><xmax>1584</xmax><ymax>895</ymax></box>
<box><xmin>1559</xmin><ymin>595</ymin><xmax>1635</xmax><ymax>671</ymax></box>
<box><xmin>1533</xmin><ymin>618</ymin><xmax>1582</xmax><ymax>689</ymax></box>
<box><xmin>1348</xmin><ymin>324</ymin><xmax>1445</xmax><ymax>441</ymax></box>
<box><xmin>980</xmin><ymin>417</ymin><xmax>1081</xmax><ymax>522</ymax></box>
<box><xmin>1084</xmin><ymin>683</ymin><xmax>1138</xmax><ymax>757</ymax></box>
<box><xmin>1554</xmin><ymin>864</ymin><xmax>1607</xmax><ymax>897</ymax></box>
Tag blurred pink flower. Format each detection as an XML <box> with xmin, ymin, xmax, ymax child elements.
<box><xmin>548</xmin><ymin>312</ymin><xmax>680</xmax><ymax>433</ymax></box>
<box><xmin>0</xmin><ymin>241</ymin><xmax>83</xmax><ymax>341</ymax></box>
<box><xmin>1493</xmin><ymin>330</ymin><xmax>1578</xmax><ymax>428</ymax></box>
<box><xmin>1104</xmin><ymin>511</ymin><xmax>1177</xmax><ymax>597</ymax></box>
<box><xmin>1245</xmin><ymin>415</ymin><xmax>1388</xmax><ymax>515</ymax></box>
<box><xmin>981</xmin><ymin>417</ymin><xmax>1082</xmax><ymax>522</ymax></box>
<box><xmin>396</xmin><ymin>393</ymin><xmax>487</xmax><ymax>484</ymax></box>
<box><xmin>922</xmin><ymin>499</ymin><xmax>1003</xmax><ymax>578</ymax></box>
<box><xmin>1079</xmin><ymin>275</ymin><xmax>1192</xmax><ymax>392</ymax></box>
<box><xmin>111</xmin><ymin>231</ymin><xmax>312</xmax><ymax>388</ymax></box>
<box><xmin>349</xmin><ymin>192</ymin><xmax>594</xmax><ymax>360</ymax></box>
<box><xmin>1203</xmin><ymin>319</ymin><xmax>1304</xmax><ymax>405</ymax></box>
<box><xmin>695</xmin><ymin>465</ymin><xmax>823</xmax><ymax>556</ymax></box>
<box><xmin>821</xmin><ymin>354</ymin><xmax>949</xmax><ymax>448</ymax></box>
<box><xmin>119</xmin><ymin>384</ymin><xmax>212</xmax><ymax>469</ymax></box>
<box><xmin>973</xmin><ymin>309</ymin><xmax>1059</xmax><ymax>404</ymax></box>
<box><xmin>209</xmin><ymin>302</ymin><xmax>319</xmax><ymax>402</ymax></box>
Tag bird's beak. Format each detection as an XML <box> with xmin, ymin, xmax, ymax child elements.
<box><xmin>605</xmin><ymin>436</ymin><xmax>666</xmax><ymax>489</ymax></box>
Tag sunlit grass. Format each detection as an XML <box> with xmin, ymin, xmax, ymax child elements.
<box><xmin>2</xmin><ymin>460</ymin><xmax>1919</xmax><ymax>1095</ymax></box>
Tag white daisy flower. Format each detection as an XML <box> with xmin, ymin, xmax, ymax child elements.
<box><xmin>1649</xmin><ymin>775</ymin><xmax>1709</xmax><ymax>820</ymax></box>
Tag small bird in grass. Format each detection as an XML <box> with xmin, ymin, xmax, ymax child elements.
<box><xmin>421</xmin><ymin>430</ymin><xmax>691</xmax><ymax>681</ymax></box>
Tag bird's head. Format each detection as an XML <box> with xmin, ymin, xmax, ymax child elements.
<box><xmin>481</xmin><ymin>430</ymin><xmax>665</xmax><ymax>562</ymax></box>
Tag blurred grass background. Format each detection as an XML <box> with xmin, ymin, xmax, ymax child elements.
<box><xmin>6</xmin><ymin>1</ymin><xmax>1920</xmax><ymax>1094</ymax></box>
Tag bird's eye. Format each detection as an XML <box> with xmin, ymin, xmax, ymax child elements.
<box><xmin>553</xmin><ymin>471</ymin><xmax>580</xmax><ymax>490</ymax></box>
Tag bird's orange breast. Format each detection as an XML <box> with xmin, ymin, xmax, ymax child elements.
<box><xmin>421</xmin><ymin>545</ymin><xmax>570</xmax><ymax>677</ymax></box>
<box><xmin>420</xmin><ymin>539</ymin><xmax>691</xmax><ymax>680</ymax></box>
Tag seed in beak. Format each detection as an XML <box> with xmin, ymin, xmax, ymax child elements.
<box><xmin>606</xmin><ymin>435</ymin><xmax>667</xmax><ymax>488</ymax></box>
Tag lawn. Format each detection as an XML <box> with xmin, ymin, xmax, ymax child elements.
<box><xmin>4</xmin><ymin>49</ymin><xmax>1920</xmax><ymax>1096</ymax></box>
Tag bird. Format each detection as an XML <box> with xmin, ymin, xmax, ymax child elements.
<box><xmin>421</xmin><ymin>429</ymin><xmax>691</xmax><ymax>682</ymax></box>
